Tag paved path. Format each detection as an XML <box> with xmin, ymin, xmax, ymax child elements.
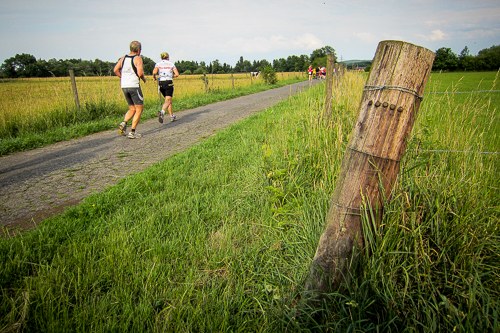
<box><xmin>0</xmin><ymin>80</ymin><xmax>319</xmax><ymax>230</ymax></box>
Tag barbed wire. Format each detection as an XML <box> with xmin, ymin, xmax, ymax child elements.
<box><xmin>408</xmin><ymin>149</ymin><xmax>499</xmax><ymax>155</ymax></box>
<box><xmin>363</xmin><ymin>84</ymin><xmax>424</xmax><ymax>100</ymax></box>
<box><xmin>425</xmin><ymin>90</ymin><xmax>500</xmax><ymax>94</ymax></box>
<box><xmin>326</xmin><ymin>72</ymin><xmax>499</xmax><ymax>157</ymax></box>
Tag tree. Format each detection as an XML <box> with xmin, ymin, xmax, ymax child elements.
<box><xmin>141</xmin><ymin>56</ymin><xmax>156</xmax><ymax>75</ymax></box>
<box><xmin>432</xmin><ymin>47</ymin><xmax>459</xmax><ymax>71</ymax></box>
<box><xmin>310</xmin><ymin>46</ymin><xmax>336</xmax><ymax>67</ymax></box>
<box><xmin>234</xmin><ymin>56</ymin><xmax>245</xmax><ymax>73</ymax></box>
<box><xmin>0</xmin><ymin>53</ymin><xmax>40</xmax><ymax>78</ymax></box>
<box><xmin>272</xmin><ymin>58</ymin><xmax>287</xmax><ymax>72</ymax></box>
<box><xmin>458</xmin><ymin>46</ymin><xmax>476</xmax><ymax>71</ymax></box>
<box><xmin>476</xmin><ymin>45</ymin><xmax>500</xmax><ymax>71</ymax></box>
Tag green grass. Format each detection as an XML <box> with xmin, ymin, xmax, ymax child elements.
<box><xmin>0</xmin><ymin>77</ymin><xmax>305</xmax><ymax>156</ymax></box>
<box><xmin>0</xmin><ymin>71</ymin><xmax>498</xmax><ymax>332</ymax></box>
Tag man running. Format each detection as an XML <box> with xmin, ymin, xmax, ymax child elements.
<box><xmin>153</xmin><ymin>52</ymin><xmax>180</xmax><ymax>123</ymax></box>
<box><xmin>113</xmin><ymin>40</ymin><xmax>147</xmax><ymax>139</ymax></box>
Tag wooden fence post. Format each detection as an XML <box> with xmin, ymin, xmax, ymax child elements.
<box><xmin>69</xmin><ymin>70</ymin><xmax>80</xmax><ymax>110</ymax></box>
<box><xmin>306</xmin><ymin>40</ymin><xmax>435</xmax><ymax>294</ymax></box>
<box><xmin>204</xmin><ymin>74</ymin><xmax>208</xmax><ymax>93</ymax></box>
<box><xmin>334</xmin><ymin>63</ymin><xmax>339</xmax><ymax>88</ymax></box>
<box><xmin>324</xmin><ymin>54</ymin><xmax>335</xmax><ymax>118</ymax></box>
<box><xmin>232</xmin><ymin>73</ymin><xmax>235</xmax><ymax>89</ymax></box>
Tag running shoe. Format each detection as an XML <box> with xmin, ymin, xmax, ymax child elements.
<box><xmin>158</xmin><ymin>110</ymin><xmax>164</xmax><ymax>123</ymax></box>
<box><xmin>170</xmin><ymin>114</ymin><xmax>177</xmax><ymax>122</ymax></box>
<box><xmin>119</xmin><ymin>122</ymin><xmax>127</xmax><ymax>136</ymax></box>
<box><xmin>127</xmin><ymin>131</ymin><xmax>142</xmax><ymax>139</ymax></box>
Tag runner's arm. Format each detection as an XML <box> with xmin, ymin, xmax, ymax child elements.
<box><xmin>134</xmin><ymin>56</ymin><xmax>147</xmax><ymax>83</ymax></box>
<box><xmin>113</xmin><ymin>56</ymin><xmax>124</xmax><ymax>78</ymax></box>
<box><xmin>152</xmin><ymin>66</ymin><xmax>159</xmax><ymax>81</ymax></box>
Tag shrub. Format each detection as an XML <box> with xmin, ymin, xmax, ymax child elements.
<box><xmin>193</xmin><ymin>67</ymin><xmax>205</xmax><ymax>74</ymax></box>
<box><xmin>260</xmin><ymin>66</ymin><xmax>278</xmax><ymax>85</ymax></box>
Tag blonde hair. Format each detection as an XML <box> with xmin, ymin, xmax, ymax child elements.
<box><xmin>161</xmin><ymin>52</ymin><xmax>169</xmax><ymax>59</ymax></box>
<box><xmin>130</xmin><ymin>41</ymin><xmax>141</xmax><ymax>52</ymax></box>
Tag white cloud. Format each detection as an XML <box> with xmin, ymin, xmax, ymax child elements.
<box><xmin>353</xmin><ymin>32</ymin><xmax>378</xmax><ymax>44</ymax></box>
<box><xmin>463</xmin><ymin>28</ymin><xmax>500</xmax><ymax>39</ymax></box>
<box><xmin>416</xmin><ymin>29</ymin><xmax>449</xmax><ymax>42</ymax></box>
<box><xmin>225</xmin><ymin>33</ymin><xmax>323</xmax><ymax>54</ymax></box>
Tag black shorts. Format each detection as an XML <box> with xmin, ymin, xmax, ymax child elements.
<box><xmin>159</xmin><ymin>80</ymin><xmax>174</xmax><ymax>98</ymax></box>
<box><xmin>122</xmin><ymin>87</ymin><xmax>144</xmax><ymax>106</ymax></box>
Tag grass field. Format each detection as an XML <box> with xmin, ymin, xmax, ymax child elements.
<box><xmin>0</xmin><ymin>72</ymin><xmax>305</xmax><ymax>156</ymax></box>
<box><xmin>0</xmin><ymin>71</ymin><xmax>498</xmax><ymax>332</ymax></box>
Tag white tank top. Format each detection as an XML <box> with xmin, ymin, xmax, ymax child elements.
<box><xmin>120</xmin><ymin>55</ymin><xmax>140</xmax><ymax>88</ymax></box>
<box><xmin>155</xmin><ymin>60</ymin><xmax>176</xmax><ymax>81</ymax></box>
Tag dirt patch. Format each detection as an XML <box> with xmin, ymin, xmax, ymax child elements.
<box><xmin>0</xmin><ymin>81</ymin><xmax>319</xmax><ymax>233</ymax></box>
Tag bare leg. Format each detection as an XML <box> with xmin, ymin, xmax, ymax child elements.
<box><xmin>162</xmin><ymin>96</ymin><xmax>173</xmax><ymax>116</ymax></box>
<box><xmin>130</xmin><ymin>105</ymin><xmax>143</xmax><ymax>130</ymax></box>
<box><xmin>124</xmin><ymin>105</ymin><xmax>137</xmax><ymax>123</ymax></box>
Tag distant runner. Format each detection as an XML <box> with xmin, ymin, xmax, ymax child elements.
<box><xmin>113</xmin><ymin>40</ymin><xmax>147</xmax><ymax>139</ymax></box>
<box><xmin>153</xmin><ymin>52</ymin><xmax>180</xmax><ymax>123</ymax></box>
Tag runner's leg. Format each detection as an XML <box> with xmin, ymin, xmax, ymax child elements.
<box><xmin>131</xmin><ymin>105</ymin><xmax>143</xmax><ymax>130</ymax></box>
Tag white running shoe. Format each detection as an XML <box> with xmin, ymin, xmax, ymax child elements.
<box><xmin>127</xmin><ymin>131</ymin><xmax>142</xmax><ymax>139</ymax></box>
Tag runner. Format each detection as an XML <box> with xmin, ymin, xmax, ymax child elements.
<box><xmin>153</xmin><ymin>52</ymin><xmax>180</xmax><ymax>123</ymax></box>
<box><xmin>308</xmin><ymin>65</ymin><xmax>313</xmax><ymax>82</ymax></box>
<box><xmin>320</xmin><ymin>66</ymin><xmax>326</xmax><ymax>79</ymax></box>
<box><xmin>113</xmin><ymin>41</ymin><xmax>147</xmax><ymax>139</ymax></box>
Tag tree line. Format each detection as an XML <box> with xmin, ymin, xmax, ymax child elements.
<box><xmin>433</xmin><ymin>45</ymin><xmax>500</xmax><ymax>71</ymax></box>
<box><xmin>4</xmin><ymin>43</ymin><xmax>496</xmax><ymax>78</ymax></box>
<box><xmin>0</xmin><ymin>46</ymin><xmax>336</xmax><ymax>78</ymax></box>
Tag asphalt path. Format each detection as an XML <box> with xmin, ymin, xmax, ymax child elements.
<box><xmin>0</xmin><ymin>80</ymin><xmax>320</xmax><ymax>231</ymax></box>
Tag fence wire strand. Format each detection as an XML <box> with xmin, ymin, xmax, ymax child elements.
<box><xmin>328</xmin><ymin>71</ymin><xmax>500</xmax><ymax>156</ymax></box>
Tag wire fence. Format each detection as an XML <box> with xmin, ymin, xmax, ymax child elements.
<box><xmin>328</xmin><ymin>70</ymin><xmax>500</xmax><ymax>156</ymax></box>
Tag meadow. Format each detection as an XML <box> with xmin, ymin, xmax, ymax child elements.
<box><xmin>0</xmin><ymin>72</ymin><xmax>304</xmax><ymax>156</ymax></box>
<box><xmin>0</xmin><ymin>70</ymin><xmax>498</xmax><ymax>332</ymax></box>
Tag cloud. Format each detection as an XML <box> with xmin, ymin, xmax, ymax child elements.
<box><xmin>353</xmin><ymin>32</ymin><xmax>378</xmax><ymax>44</ymax></box>
<box><xmin>463</xmin><ymin>28</ymin><xmax>500</xmax><ymax>39</ymax></box>
<box><xmin>225</xmin><ymin>33</ymin><xmax>323</xmax><ymax>54</ymax></box>
<box><xmin>416</xmin><ymin>29</ymin><xmax>449</xmax><ymax>42</ymax></box>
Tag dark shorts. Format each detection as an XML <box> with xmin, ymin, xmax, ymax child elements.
<box><xmin>159</xmin><ymin>80</ymin><xmax>174</xmax><ymax>98</ymax></box>
<box><xmin>122</xmin><ymin>87</ymin><xmax>144</xmax><ymax>106</ymax></box>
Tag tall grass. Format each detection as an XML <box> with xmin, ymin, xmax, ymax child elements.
<box><xmin>0</xmin><ymin>73</ymin><xmax>305</xmax><ymax>156</ymax></box>
<box><xmin>0</xmin><ymin>71</ymin><xmax>498</xmax><ymax>332</ymax></box>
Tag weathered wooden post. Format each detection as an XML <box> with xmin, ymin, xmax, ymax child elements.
<box><xmin>324</xmin><ymin>54</ymin><xmax>335</xmax><ymax>118</ymax></box>
<box><xmin>69</xmin><ymin>69</ymin><xmax>80</xmax><ymax>110</ymax></box>
<box><xmin>204</xmin><ymin>74</ymin><xmax>208</xmax><ymax>93</ymax></box>
<box><xmin>232</xmin><ymin>73</ymin><xmax>235</xmax><ymax>89</ymax></box>
<box><xmin>306</xmin><ymin>40</ymin><xmax>435</xmax><ymax>294</ymax></box>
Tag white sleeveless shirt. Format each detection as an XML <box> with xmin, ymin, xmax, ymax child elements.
<box><xmin>155</xmin><ymin>59</ymin><xmax>176</xmax><ymax>81</ymax></box>
<box><xmin>120</xmin><ymin>55</ymin><xmax>140</xmax><ymax>88</ymax></box>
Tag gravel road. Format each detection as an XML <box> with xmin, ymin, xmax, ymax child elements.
<box><xmin>0</xmin><ymin>80</ymin><xmax>319</xmax><ymax>231</ymax></box>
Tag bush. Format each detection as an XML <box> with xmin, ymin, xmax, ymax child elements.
<box><xmin>193</xmin><ymin>67</ymin><xmax>205</xmax><ymax>75</ymax></box>
<box><xmin>183</xmin><ymin>69</ymin><xmax>192</xmax><ymax>75</ymax></box>
<box><xmin>260</xmin><ymin>66</ymin><xmax>278</xmax><ymax>85</ymax></box>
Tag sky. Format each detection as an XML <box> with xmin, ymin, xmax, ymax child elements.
<box><xmin>1</xmin><ymin>0</ymin><xmax>499</xmax><ymax>67</ymax></box>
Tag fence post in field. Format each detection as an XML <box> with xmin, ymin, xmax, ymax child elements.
<box><xmin>250</xmin><ymin>72</ymin><xmax>253</xmax><ymax>85</ymax></box>
<box><xmin>204</xmin><ymin>74</ymin><xmax>208</xmax><ymax>93</ymax></box>
<box><xmin>324</xmin><ymin>54</ymin><xmax>335</xmax><ymax>119</ymax></box>
<box><xmin>305</xmin><ymin>40</ymin><xmax>435</xmax><ymax>295</ymax></box>
<box><xmin>232</xmin><ymin>73</ymin><xmax>235</xmax><ymax>89</ymax></box>
<box><xmin>334</xmin><ymin>63</ymin><xmax>339</xmax><ymax>88</ymax></box>
<box><xmin>69</xmin><ymin>70</ymin><xmax>80</xmax><ymax>110</ymax></box>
